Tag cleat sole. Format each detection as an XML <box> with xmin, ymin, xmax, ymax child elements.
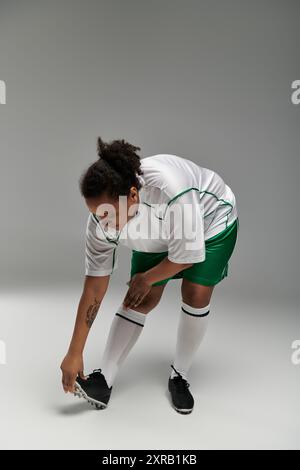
<box><xmin>74</xmin><ymin>381</ymin><xmax>108</xmax><ymax>410</ymax></box>
<box><xmin>173</xmin><ymin>405</ymin><xmax>193</xmax><ymax>415</ymax></box>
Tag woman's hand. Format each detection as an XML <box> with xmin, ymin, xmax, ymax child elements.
<box><xmin>60</xmin><ymin>352</ymin><xmax>86</xmax><ymax>394</ymax></box>
<box><xmin>123</xmin><ymin>273</ymin><xmax>152</xmax><ymax>309</ymax></box>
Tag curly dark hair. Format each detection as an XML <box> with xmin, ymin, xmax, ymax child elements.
<box><xmin>79</xmin><ymin>137</ymin><xmax>144</xmax><ymax>199</ymax></box>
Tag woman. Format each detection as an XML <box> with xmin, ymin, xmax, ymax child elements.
<box><xmin>60</xmin><ymin>137</ymin><xmax>240</xmax><ymax>415</ymax></box>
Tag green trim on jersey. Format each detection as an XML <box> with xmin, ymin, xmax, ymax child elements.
<box><xmin>92</xmin><ymin>213</ymin><xmax>119</xmax><ymax>245</ymax></box>
<box><xmin>166</xmin><ymin>188</ymin><xmax>234</xmax><ymax>229</ymax></box>
<box><xmin>112</xmin><ymin>246</ymin><xmax>117</xmax><ymax>270</ymax></box>
<box><xmin>143</xmin><ymin>187</ymin><xmax>234</xmax><ymax>228</ymax></box>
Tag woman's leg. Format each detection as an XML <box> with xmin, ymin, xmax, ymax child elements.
<box><xmin>170</xmin><ymin>279</ymin><xmax>215</xmax><ymax>380</ymax></box>
<box><xmin>101</xmin><ymin>284</ymin><xmax>166</xmax><ymax>387</ymax></box>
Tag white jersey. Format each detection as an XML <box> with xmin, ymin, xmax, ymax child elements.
<box><xmin>85</xmin><ymin>154</ymin><xmax>238</xmax><ymax>276</ymax></box>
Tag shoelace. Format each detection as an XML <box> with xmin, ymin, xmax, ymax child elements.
<box><xmin>170</xmin><ymin>364</ymin><xmax>190</xmax><ymax>390</ymax></box>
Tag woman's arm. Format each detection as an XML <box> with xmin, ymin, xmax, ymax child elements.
<box><xmin>144</xmin><ymin>257</ymin><xmax>193</xmax><ymax>285</ymax></box>
<box><xmin>60</xmin><ymin>275</ymin><xmax>110</xmax><ymax>393</ymax></box>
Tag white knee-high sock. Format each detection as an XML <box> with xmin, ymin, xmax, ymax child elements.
<box><xmin>170</xmin><ymin>300</ymin><xmax>210</xmax><ymax>380</ymax></box>
<box><xmin>100</xmin><ymin>304</ymin><xmax>147</xmax><ymax>387</ymax></box>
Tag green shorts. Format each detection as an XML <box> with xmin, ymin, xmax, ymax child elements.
<box><xmin>130</xmin><ymin>217</ymin><xmax>240</xmax><ymax>286</ymax></box>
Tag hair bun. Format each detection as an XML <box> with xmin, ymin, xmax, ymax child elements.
<box><xmin>97</xmin><ymin>136</ymin><xmax>141</xmax><ymax>168</ymax></box>
<box><xmin>80</xmin><ymin>136</ymin><xmax>143</xmax><ymax>199</ymax></box>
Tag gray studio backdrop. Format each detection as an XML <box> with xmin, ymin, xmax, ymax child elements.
<box><xmin>1</xmin><ymin>0</ymin><xmax>300</xmax><ymax>451</ymax></box>
<box><xmin>0</xmin><ymin>0</ymin><xmax>299</xmax><ymax>302</ymax></box>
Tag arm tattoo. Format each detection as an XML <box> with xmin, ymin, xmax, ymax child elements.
<box><xmin>86</xmin><ymin>297</ymin><xmax>101</xmax><ymax>328</ymax></box>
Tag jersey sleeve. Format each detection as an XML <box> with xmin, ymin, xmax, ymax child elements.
<box><xmin>163</xmin><ymin>189</ymin><xmax>206</xmax><ymax>264</ymax></box>
<box><xmin>85</xmin><ymin>213</ymin><xmax>118</xmax><ymax>276</ymax></box>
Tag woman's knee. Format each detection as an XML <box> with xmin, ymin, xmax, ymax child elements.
<box><xmin>181</xmin><ymin>279</ymin><xmax>215</xmax><ymax>308</ymax></box>
<box><xmin>134</xmin><ymin>284</ymin><xmax>166</xmax><ymax>314</ymax></box>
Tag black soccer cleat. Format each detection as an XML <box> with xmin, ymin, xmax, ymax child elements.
<box><xmin>74</xmin><ymin>368</ymin><xmax>112</xmax><ymax>410</ymax></box>
<box><xmin>168</xmin><ymin>365</ymin><xmax>194</xmax><ymax>415</ymax></box>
